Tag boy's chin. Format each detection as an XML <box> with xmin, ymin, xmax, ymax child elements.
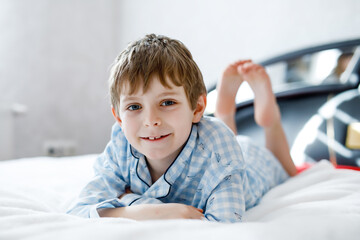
<box><xmin>143</xmin><ymin>149</ymin><xmax>180</xmax><ymax>163</ymax></box>
<box><xmin>144</xmin><ymin>152</ymin><xmax>170</xmax><ymax>162</ymax></box>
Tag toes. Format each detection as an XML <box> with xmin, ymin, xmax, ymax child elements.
<box><xmin>237</xmin><ymin>62</ymin><xmax>253</xmax><ymax>74</ymax></box>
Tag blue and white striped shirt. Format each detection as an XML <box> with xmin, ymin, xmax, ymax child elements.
<box><xmin>67</xmin><ymin>116</ymin><xmax>288</xmax><ymax>222</ymax></box>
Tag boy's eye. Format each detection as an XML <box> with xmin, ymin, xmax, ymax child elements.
<box><xmin>127</xmin><ymin>104</ymin><xmax>141</xmax><ymax>111</ymax></box>
<box><xmin>161</xmin><ymin>100</ymin><xmax>175</xmax><ymax>106</ymax></box>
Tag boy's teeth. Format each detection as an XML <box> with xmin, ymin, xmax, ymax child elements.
<box><xmin>149</xmin><ymin>136</ymin><xmax>161</xmax><ymax>140</ymax></box>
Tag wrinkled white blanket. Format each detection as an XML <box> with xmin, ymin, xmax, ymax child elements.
<box><xmin>0</xmin><ymin>155</ymin><xmax>360</xmax><ymax>240</ymax></box>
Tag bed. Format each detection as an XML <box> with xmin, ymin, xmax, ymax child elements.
<box><xmin>1</xmin><ymin>154</ymin><xmax>359</xmax><ymax>240</ymax></box>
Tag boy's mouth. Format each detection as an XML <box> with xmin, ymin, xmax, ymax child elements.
<box><xmin>141</xmin><ymin>134</ymin><xmax>171</xmax><ymax>141</ymax></box>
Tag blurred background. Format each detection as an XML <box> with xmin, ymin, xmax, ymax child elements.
<box><xmin>1</xmin><ymin>0</ymin><xmax>360</xmax><ymax>160</ymax></box>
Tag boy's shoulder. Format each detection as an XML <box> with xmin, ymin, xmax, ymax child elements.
<box><xmin>195</xmin><ymin>116</ymin><xmax>242</xmax><ymax>161</ymax></box>
<box><xmin>110</xmin><ymin>123</ymin><xmax>127</xmax><ymax>142</ymax></box>
<box><xmin>197</xmin><ymin>116</ymin><xmax>235</xmax><ymax>141</ymax></box>
<box><xmin>107</xmin><ymin>122</ymin><xmax>131</xmax><ymax>155</ymax></box>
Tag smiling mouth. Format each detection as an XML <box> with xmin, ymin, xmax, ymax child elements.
<box><xmin>141</xmin><ymin>134</ymin><xmax>171</xmax><ymax>141</ymax></box>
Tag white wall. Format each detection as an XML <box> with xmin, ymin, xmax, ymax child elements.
<box><xmin>117</xmin><ymin>0</ymin><xmax>360</xmax><ymax>86</ymax></box>
<box><xmin>1</xmin><ymin>0</ymin><xmax>359</xmax><ymax>159</ymax></box>
<box><xmin>0</xmin><ymin>0</ymin><xmax>118</xmax><ymax>158</ymax></box>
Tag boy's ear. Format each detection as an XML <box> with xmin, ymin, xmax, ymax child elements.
<box><xmin>192</xmin><ymin>94</ymin><xmax>207</xmax><ymax>123</ymax></box>
<box><xmin>111</xmin><ymin>107</ymin><xmax>122</xmax><ymax>127</ymax></box>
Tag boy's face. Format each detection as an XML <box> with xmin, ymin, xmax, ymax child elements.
<box><xmin>113</xmin><ymin>76</ymin><xmax>206</xmax><ymax>167</ymax></box>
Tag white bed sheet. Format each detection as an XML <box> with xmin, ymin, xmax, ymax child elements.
<box><xmin>0</xmin><ymin>155</ymin><xmax>360</xmax><ymax>240</ymax></box>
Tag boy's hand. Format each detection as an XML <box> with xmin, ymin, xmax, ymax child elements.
<box><xmin>98</xmin><ymin>203</ymin><xmax>204</xmax><ymax>220</ymax></box>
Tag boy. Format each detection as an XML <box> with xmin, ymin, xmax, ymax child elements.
<box><xmin>67</xmin><ymin>34</ymin><xmax>297</xmax><ymax>222</ymax></box>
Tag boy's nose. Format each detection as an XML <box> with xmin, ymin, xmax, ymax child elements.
<box><xmin>144</xmin><ymin>109</ymin><xmax>161</xmax><ymax>127</ymax></box>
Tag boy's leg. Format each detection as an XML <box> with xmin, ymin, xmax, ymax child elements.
<box><xmin>216</xmin><ymin>60</ymin><xmax>297</xmax><ymax>176</ymax></box>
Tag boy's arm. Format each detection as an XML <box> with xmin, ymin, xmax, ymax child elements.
<box><xmin>67</xmin><ymin>141</ymin><xmax>202</xmax><ymax>220</ymax></box>
<box><xmin>97</xmin><ymin>188</ymin><xmax>204</xmax><ymax>220</ymax></box>
<box><xmin>68</xmin><ymin>168</ymin><xmax>202</xmax><ymax>220</ymax></box>
<box><xmin>67</xmin><ymin>164</ymin><xmax>165</xmax><ymax>218</ymax></box>
<box><xmin>198</xmin><ymin>118</ymin><xmax>250</xmax><ymax>222</ymax></box>
<box><xmin>203</xmin><ymin>173</ymin><xmax>246</xmax><ymax>222</ymax></box>
<box><xmin>67</xmin><ymin>142</ymin><xmax>164</xmax><ymax>217</ymax></box>
<box><xmin>98</xmin><ymin>203</ymin><xmax>204</xmax><ymax>220</ymax></box>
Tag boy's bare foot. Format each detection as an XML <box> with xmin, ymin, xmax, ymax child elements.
<box><xmin>215</xmin><ymin>60</ymin><xmax>252</xmax><ymax>133</ymax></box>
<box><xmin>215</xmin><ymin>60</ymin><xmax>251</xmax><ymax>116</ymax></box>
<box><xmin>215</xmin><ymin>60</ymin><xmax>281</xmax><ymax>131</ymax></box>
<box><xmin>238</xmin><ymin>61</ymin><xmax>280</xmax><ymax>128</ymax></box>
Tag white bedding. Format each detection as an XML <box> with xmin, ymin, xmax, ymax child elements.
<box><xmin>0</xmin><ymin>155</ymin><xmax>360</xmax><ymax>240</ymax></box>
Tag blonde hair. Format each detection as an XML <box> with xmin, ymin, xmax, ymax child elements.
<box><xmin>109</xmin><ymin>34</ymin><xmax>206</xmax><ymax>115</ymax></box>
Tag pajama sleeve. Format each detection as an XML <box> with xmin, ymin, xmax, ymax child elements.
<box><xmin>204</xmin><ymin>172</ymin><xmax>246</xmax><ymax>222</ymax></box>
<box><xmin>196</xmin><ymin>118</ymin><xmax>248</xmax><ymax>222</ymax></box>
<box><xmin>67</xmin><ymin>132</ymin><xmax>163</xmax><ymax>218</ymax></box>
